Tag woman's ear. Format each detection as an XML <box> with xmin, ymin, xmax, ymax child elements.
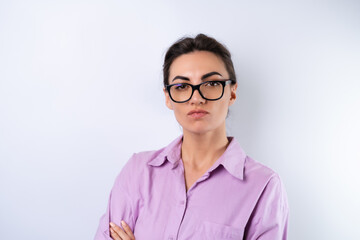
<box><xmin>163</xmin><ymin>88</ymin><xmax>174</xmax><ymax>110</ymax></box>
<box><xmin>229</xmin><ymin>83</ymin><xmax>237</xmax><ymax>106</ymax></box>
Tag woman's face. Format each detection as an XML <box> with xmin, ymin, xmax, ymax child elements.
<box><xmin>164</xmin><ymin>51</ymin><xmax>237</xmax><ymax>135</ymax></box>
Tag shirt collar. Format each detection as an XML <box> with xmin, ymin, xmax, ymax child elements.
<box><xmin>213</xmin><ymin>137</ymin><xmax>246</xmax><ymax>180</ymax></box>
<box><xmin>148</xmin><ymin>135</ymin><xmax>246</xmax><ymax>180</ymax></box>
<box><xmin>147</xmin><ymin>135</ymin><xmax>183</xmax><ymax>168</ymax></box>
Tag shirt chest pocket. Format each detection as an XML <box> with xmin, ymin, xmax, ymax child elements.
<box><xmin>200</xmin><ymin>221</ymin><xmax>244</xmax><ymax>239</ymax></box>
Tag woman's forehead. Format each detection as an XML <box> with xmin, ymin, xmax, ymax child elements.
<box><xmin>169</xmin><ymin>51</ymin><xmax>228</xmax><ymax>79</ymax></box>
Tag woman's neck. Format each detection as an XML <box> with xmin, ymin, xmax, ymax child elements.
<box><xmin>181</xmin><ymin>126</ymin><xmax>229</xmax><ymax>171</ymax></box>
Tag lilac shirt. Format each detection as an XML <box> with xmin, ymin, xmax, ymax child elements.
<box><xmin>95</xmin><ymin>136</ymin><xmax>289</xmax><ymax>240</ymax></box>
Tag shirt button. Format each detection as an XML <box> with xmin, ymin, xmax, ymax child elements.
<box><xmin>180</xmin><ymin>200</ymin><xmax>185</xmax><ymax>205</ymax></box>
<box><xmin>169</xmin><ymin>237</ymin><xmax>174</xmax><ymax>240</ymax></box>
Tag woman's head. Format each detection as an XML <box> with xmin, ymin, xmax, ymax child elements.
<box><xmin>163</xmin><ymin>34</ymin><xmax>238</xmax><ymax>135</ymax></box>
<box><xmin>163</xmin><ymin>33</ymin><xmax>236</xmax><ymax>87</ymax></box>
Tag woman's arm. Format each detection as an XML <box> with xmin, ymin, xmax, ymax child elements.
<box><xmin>94</xmin><ymin>154</ymin><xmax>139</xmax><ymax>240</ymax></box>
<box><xmin>244</xmin><ymin>175</ymin><xmax>289</xmax><ymax>239</ymax></box>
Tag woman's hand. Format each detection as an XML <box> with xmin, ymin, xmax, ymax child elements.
<box><xmin>109</xmin><ymin>221</ymin><xmax>135</xmax><ymax>240</ymax></box>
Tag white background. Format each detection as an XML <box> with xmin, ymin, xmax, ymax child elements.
<box><xmin>0</xmin><ymin>0</ymin><xmax>359</xmax><ymax>239</ymax></box>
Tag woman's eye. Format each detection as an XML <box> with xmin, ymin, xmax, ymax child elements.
<box><xmin>206</xmin><ymin>81</ymin><xmax>220</xmax><ymax>87</ymax></box>
<box><xmin>174</xmin><ymin>84</ymin><xmax>188</xmax><ymax>90</ymax></box>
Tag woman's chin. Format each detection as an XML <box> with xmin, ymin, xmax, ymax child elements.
<box><xmin>182</xmin><ymin>126</ymin><xmax>215</xmax><ymax>136</ymax></box>
<box><xmin>179</xmin><ymin>120</ymin><xmax>226</xmax><ymax>136</ymax></box>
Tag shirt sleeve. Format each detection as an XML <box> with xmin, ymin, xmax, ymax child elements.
<box><xmin>244</xmin><ymin>175</ymin><xmax>289</xmax><ymax>240</ymax></box>
<box><xmin>94</xmin><ymin>154</ymin><xmax>139</xmax><ymax>240</ymax></box>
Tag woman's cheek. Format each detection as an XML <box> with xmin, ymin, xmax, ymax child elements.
<box><xmin>173</xmin><ymin>107</ymin><xmax>186</xmax><ymax>125</ymax></box>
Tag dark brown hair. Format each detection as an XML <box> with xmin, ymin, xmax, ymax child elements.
<box><xmin>163</xmin><ymin>33</ymin><xmax>236</xmax><ymax>87</ymax></box>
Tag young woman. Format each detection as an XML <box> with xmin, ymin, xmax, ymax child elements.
<box><xmin>95</xmin><ymin>34</ymin><xmax>289</xmax><ymax>240</ymax></box>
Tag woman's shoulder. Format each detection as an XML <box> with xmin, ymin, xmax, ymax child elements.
<box><xmin>226</xmin><ymin>137</ymin><xmax>281</xmax><ymax>184</ymax></box>
<box><xmin>241</xmin><ymin>155</ymin><xmax>285</xmax><ymax>196</ymax></box>
<box><xmin>125</xmin><ymin>136</ymin><xmax>183</xmax><ymax>169</ymax></box>
<box><xmin>244</xmin><ymin>156</ymin><xmax>278</xmax><ymax>179</ymax></box>
<box><xmin>129</xmin><ymin>148</ymin><xmax>167</xmax><ymax>166</ymax></box>
<box><xmin>113</xmin><ymin>147</ymin><xmax>170</xmax><ymax>189</ymax></box>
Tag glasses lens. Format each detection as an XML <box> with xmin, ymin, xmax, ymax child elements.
<box><xmin>200</xmin><ymin>81</ymin><xmax>223</xmax><ymax>100</ymax></box>
<box><xmin>169</xmin><ymin>83</ymin><xmax>192</xmax><ymax>102</ymax></box>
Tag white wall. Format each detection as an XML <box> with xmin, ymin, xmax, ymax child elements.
<box><xmin>0</xmin><ymin>1</ymin><xmax>359</xmax><ymax>239</ymax></box>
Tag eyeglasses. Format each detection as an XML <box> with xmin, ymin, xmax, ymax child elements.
<box><xmin>166</xmin><ymin>79</ymin><xmax>235</xmax><ymax>103</ymax></box>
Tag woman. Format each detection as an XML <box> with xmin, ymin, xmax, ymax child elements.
<box><xmin>95</xmin><ymin>34</ymin><xmax>289</xmax><ymax>240</ymax></box>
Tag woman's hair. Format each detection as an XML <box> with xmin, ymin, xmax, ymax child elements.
<box><xmin>163</xmin><ymin>33</ymin><xmax>236</xmax><ymax>87</ymax></box>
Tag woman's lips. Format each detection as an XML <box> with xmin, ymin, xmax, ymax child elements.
<box><xmin>187</xmin><ymin>109</ymin><xmax>209</xmax><ymax>119</ymax></box>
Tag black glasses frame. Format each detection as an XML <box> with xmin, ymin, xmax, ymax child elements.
<box><xmin>166</xmin><ymin>79</ymin><xmax>235</xmax><ymax>103</ymax></box>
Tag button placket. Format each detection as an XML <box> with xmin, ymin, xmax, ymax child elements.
<box><xmin>166</xmin><ymin>160</ymin><xmax>188</xmax><ymax>240</ymax></box>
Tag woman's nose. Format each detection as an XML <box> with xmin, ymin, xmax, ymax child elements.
<box><xmin>189</xmin><ymin>89</ymin><xmax>206</xmax><ymax>105</ymax></box>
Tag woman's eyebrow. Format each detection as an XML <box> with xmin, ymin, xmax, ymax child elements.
<box><xmin>172</xmin><ymin>71</ymin><xmax>222</xmax><ymax>82</ymax></box>
<box><xmin>201</xmin><ymin>71</ymin><xmax>222</xmax><ymax>80</ymax></box>
<box><xmin>172</xmin><ymin>76</ymin><xmax>190</xmax><ymax>82</ymax></box>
